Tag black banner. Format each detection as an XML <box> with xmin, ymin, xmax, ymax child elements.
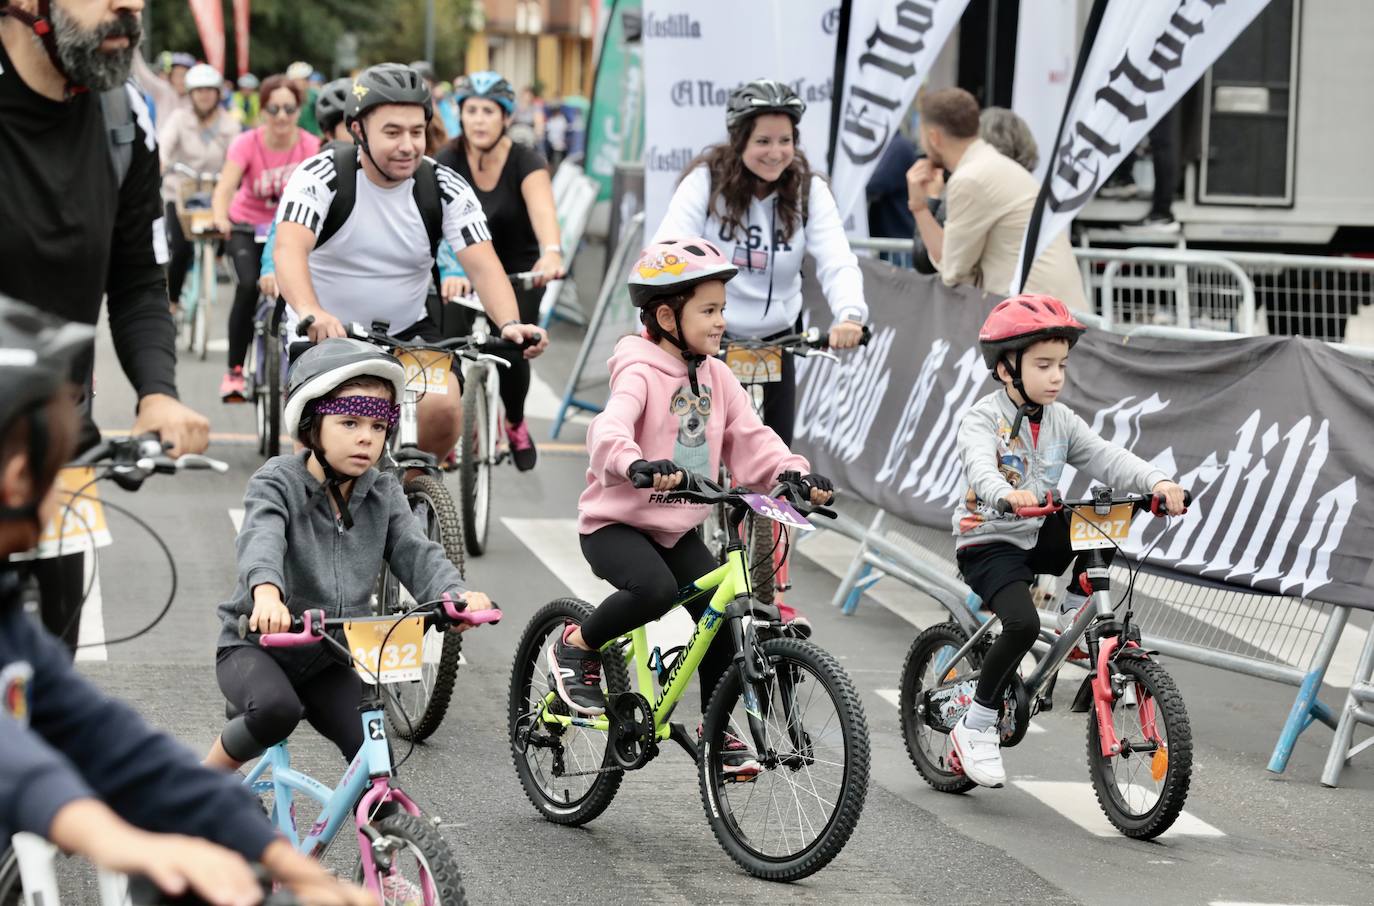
<box><xmin>795</xmin><ymin>259</ymin><xmax>1374</xmax><ymax>610</ymax></box>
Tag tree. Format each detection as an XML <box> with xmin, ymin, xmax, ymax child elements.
<box><xmin>143</xmin><ymin>0</ymin><xmax>469</xmax><ymax>80</ymax></box>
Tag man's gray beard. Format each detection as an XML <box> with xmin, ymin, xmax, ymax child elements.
<box><xmin>46</xmin><ymin>4</ymin><xmax>141</xmax><ymax>92</ymax></box>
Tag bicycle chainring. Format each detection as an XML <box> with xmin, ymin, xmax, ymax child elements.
<box><xmin>608</xmin><ymin>690</ymin><xmax>657</xmax><ymax>770</ymax></box>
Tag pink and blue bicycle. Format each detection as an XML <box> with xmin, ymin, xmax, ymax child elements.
<box><xmin>236</xmin><ymin>598</ymin><xmax>500</xmax><ymax>905</ymax></box>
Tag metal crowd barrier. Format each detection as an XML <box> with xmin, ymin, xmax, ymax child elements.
<box><xmin>1221</xmin><ymin>251</ymin><xmax>1374</xmax><ymax>345</ymax></box>
<box><xmin>1324</xmin><ymin>629</ymin><xmax>1374</xmax><ymax>787</ymax></box>
<box><xmin>539</xmin><ymin>162</ymin><xmax>600</xmax><ymax>329</ymax></box>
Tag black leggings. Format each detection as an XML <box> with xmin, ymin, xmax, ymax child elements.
<box><xmin>957</xmin><ymin>514</ymin><xmax>1114</xmax><ymax>708</ymax></box>
<box><xmin>216</xmin><ymin>644</ymin><xmax>363</xmax><ymax>762</ymax></box>
<box><xmin>226</xmin><ymin>225</ymin><xmax>263</xmax><ymax>370</ymax></box>
<box><xmin>579</xmin><ymin>524</ymin><xmax>732</xmax><ymax>712</ymax></box>
<box><xmin>164</xmin><ymin>201</ymin><xmax>194</xmax><ymax>302</ymax></box>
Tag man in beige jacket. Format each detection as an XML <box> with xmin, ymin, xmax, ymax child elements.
<box><xmin>907</xmin><ymin>88</ymin><xmax>1088</xmax><ymax>311</ymax></box>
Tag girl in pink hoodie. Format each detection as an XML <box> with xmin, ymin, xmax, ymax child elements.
<box><xmin>548</xmin><ymin>237</ymin><xmax>835</xmax><ymax>775</ymax></box>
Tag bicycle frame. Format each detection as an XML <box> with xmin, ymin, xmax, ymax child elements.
<box><xmin>242</xmin><ymin>701</ymin><xmax>422</xmax><ymax>875</ymax></box>
<box><xmin>538</xmin><ymin>545</ymin><xmax>754</xmax><ymax>742</ymax></box>
<box><xmin>932</xmin><ymin>548</ymin><xmax>1161</xmax><ymax>759</ymax></box>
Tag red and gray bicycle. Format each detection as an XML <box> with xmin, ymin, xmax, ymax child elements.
<box><xmin>898</xmin><ymin>487</ymin><xmax>1194</xmax><ymax>839</ymax></box>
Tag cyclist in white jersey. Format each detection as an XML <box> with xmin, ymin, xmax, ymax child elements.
<box><xmin>274</xmin><ymin>63</ymin><xmax>547</xmax><ymax>463</ymax></box>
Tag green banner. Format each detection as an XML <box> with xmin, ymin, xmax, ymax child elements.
<box><xmin>585</xmin><ymin>0</ymin><xmax>644</xmax><ymax>203</ymax></box>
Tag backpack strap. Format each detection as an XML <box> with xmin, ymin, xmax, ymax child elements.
<box><xmin>412</xmin><ymin>158</ymin><xmax>443</xmax><ymax>262</ymax></box>
<box><xmin>315</xmin><ymin>143</ymin><xmax>358</xmax><ymax>249</ymax></box>
<box><xmin>99</xmin><ymin>85</ymin><xmax>135</xmax><ymax>188</ymax></box>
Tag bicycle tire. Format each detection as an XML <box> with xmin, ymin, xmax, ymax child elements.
<box><xmin>1087</xmin><ymin>656</ymin><xmax>1193</xmax><ymax>839</ymax></box>
<box><xmin>264</xmin><ymin>322</ymin><xmax>281</xmax><ymax>458</ymax></box>
<box><xmin>899</xmin><ymin>622</ymin><xmax>979</xmax><ymax>794</ymax></box>
<box><xmin>380</xmin><ymin>474</ymin><xmax>465</xmax><ymax>741</ymax></box>
<box><xmin>509</xmin><ymin>597</ymin><xmax>629</xmax><ymax>826</ymax></box>
<box><xmin>458</xmin><ymin>369</ymin><xmax>491</xmax><ymax>556</ymax></box>
<box><xmin>700</xmin><ymin>636</ymin><xmax>870</xmax><ymax>881</ymax></box>
<box><xmin>193</xmin><ymin>242</ymin><xmax>212</xmax><ymax>361</ymax></box>
<box><xmin>359</xmin><ymin>812</ymin><xmax>467</xmax><ymax>906</ymax></box>
<box><xmin>0</xmin><ymin>846</ymin><xmax>20</xmax><ymax>906</ymax></box>
<box><xmin>746</xmin><ymin>513</ymin><xmax>777</xmax><ymax>606</ymax></box>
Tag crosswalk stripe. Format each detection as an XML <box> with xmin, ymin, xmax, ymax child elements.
<box><xmin>1013</xmin><ymin>780</ymin><xmax>1223</xmax><ymax>837</ymax></box>
<box><xmin>74</xmin><ymin>555</ymin><xmax>107</xmax><ymax>662</ymax></box>
<box><xmin>502</xmin><ymin>517</ymin><xmax>698</xmax><ymax>656</ymax></box>
<box><xmin>875</xmin><ymin>689</ymin><xmax>1046</xmax><ymax>732</ymax></box>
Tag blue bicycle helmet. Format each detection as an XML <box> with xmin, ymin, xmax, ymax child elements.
<box><xmin>453</xmin><ymin>71</ymin><xmax>516</xmax><ymax>115</ymax></box>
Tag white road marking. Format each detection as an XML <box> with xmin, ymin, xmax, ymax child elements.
<box><xmin>208</xmin><ymin>338</ymin><xmax>228</xmax><ymax>353</ymax></box>
<box><xmin>503</xmin><ymin>517</ymin><xmax>695</xmax><ymax>655</ymax></box>
<box><xmin>74</xmin><ymin>554</ymin><xmax>107</xmax><ymax>662</ymax></box>
<box><xmin>229</xmin><ymin>507</ymin><xmax>244</xmax><ymax>534</ymax></box>
<box><xmin>1013</xmin><ymin>780</ymin><xmax>1223</xmax><ymax>837</ymax></box>
<box><xmin>876</xmin><ymin>688</ymin><xmax>1046</xmax><ymax>732</ymax></box>
<box><xmin>525</xmin><ymin>369</ymin><xmax>592</xmax><ymax>426</ymax></box>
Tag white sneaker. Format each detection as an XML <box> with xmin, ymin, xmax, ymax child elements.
<box><xmin>949</xmin><ymin>715</ymin><xmax>1006</xmax><ymax>788</ymax></box>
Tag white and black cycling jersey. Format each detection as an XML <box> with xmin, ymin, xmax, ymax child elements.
<box><xmin>276</xmin><ymin>148</ymin><xmax>492</xmax><ymax>331</ymax></box>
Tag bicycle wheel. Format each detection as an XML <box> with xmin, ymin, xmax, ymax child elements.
<box><xmin>357</xmin><ymin>812</ymin><xmax>466</xmax><ymax>906</ymax></box>
<box><xmin>509</xmin><ymin>597</ymin><xmax>629</xmax><ymax>826</ymax></box>
<box><xmin>458</xmin><ymin>368</ymin><xmax>491</xmax><ymax>556</ymax></box>
<box><xmin>699</xmin><ymin>637</ymin><xmax>870</xmax><ymax>881</ymax></box>
<box><xmin>178</xmin><ymin>256</ymin><xmax>198</xmax><ymax>352</ymax></box>
<box><xmin>193</xmin><ymin>241</ymin><xmax>212</xmax><ymax>360</ymax></box>
<box><xmin>1087</xmin><ymin>656</ymin><xmax>1193</xmax><ymax>839</ymax></box>
<box><xmin>898</xmin><ymin>621</ymin><xmax>979</xmax><ymax>794</ymax></box>
<box><xmin>746</xmin><ymin>513</ymin><xmax>778</xmax><ymax>606</ymax></box>
<box><xmin>379</xmin><ymin>474</ymin><xmax>465</xmax><ymax>741</ymax></box>
<box><xmin>0</xmin><ymin>846</ymin><xmax>20</xmax><ymax>906</ymax></box>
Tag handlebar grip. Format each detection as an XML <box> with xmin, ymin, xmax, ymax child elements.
<box><xmin>456</xmin><ymin>607</ymin><xmax>502</xmax><ymax>626</ymax></box>
<box><xmin>996</xmin><ymin>489</ymin><xmax>1063</xmax><ymax>517</ymax></box>
<box><xmin>296</xmin><ymin>315</ymin><xmax>315</xmax><ymax>337</ymax></box>
<box><xmin>1149</xmin><ymin>489</ymin><xmax>1192</xmax><ymax>516</ymax></box>
<box><xmin>630</xmin><ymin>471</ymin><xmax>655</xmax><ymax>489</ymax></box>
<box><xmin>859</xmin><ymin>323</ymin><xmax>873</xmax><ymax>346</ymax></box>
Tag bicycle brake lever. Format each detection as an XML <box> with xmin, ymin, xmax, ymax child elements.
<box><xmin>801</xmin><ymin>349</ymin><xmax>840</xmax><ymax>364</ymax></box>
<box><xmin>475</xmin><ymin>352</ymin><xmax>512</xmax><ymax>369</ymax></box>
<box><xmin>175</xmin><ymin>454</ymin><xmax>230</xmax><ymax>473</ymax></box>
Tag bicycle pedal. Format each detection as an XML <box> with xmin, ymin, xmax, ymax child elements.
<box><xmin>948</xmin><ymin>749</ymin><xmax>965</xmax><ymax>776</ymax></box>
<box><xmin>722</xmin><ymin>771</ymin><xmax>760</xmax><ymax>785</ymax></box>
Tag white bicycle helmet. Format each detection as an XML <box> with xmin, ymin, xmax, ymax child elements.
<box><xmin>283</xmin><ymin>338</ymin><xmax>406</xmax><ymax>445</ymax></box>
<box><xmin>185</xmin><ymin>63</ymin><xmax>223</xmax><ymax>92</ymax></box>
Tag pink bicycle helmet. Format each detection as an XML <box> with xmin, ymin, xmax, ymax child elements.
<box><xmin>627</xmin><ymin>238</ymin><xmax>738</xmax><ymax>308</ymax></box>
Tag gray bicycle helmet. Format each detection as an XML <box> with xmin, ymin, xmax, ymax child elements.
<box><xmin>0</xmin><ymin>293</ymin><xmax>96</xmax><ymax>523</ymax></box>
<box><xmin>283</xmin><ymin>338</ymin><xmax>407</xmax><ymax>445</ymax></box>
<box><xmin>344</xmin><ymin>62</ymin><xmax>434</xmax><ymax>126</ymax></box>
<box><xmin>315</xmin><ymin>77</ymin><xmax>352</xmax><ymax>135</ymax></box>
<box><xmin>725</xmin><ymin>79</ymin><xmax>807</xmax><ymax>131</ymax></box>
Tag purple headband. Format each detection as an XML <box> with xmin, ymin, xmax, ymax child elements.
<box><xmin>313</xmin><ymin>394</ymin><xmax>400</xmax><ymax>428</ymax></box>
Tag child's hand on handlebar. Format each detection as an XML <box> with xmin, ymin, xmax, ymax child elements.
<box><xmin>628</xmin><ymin>459</ymin><xmax>685</xmax><ymax>491</ymax></box>
<box><xmin>248</xmin><ymin>587</ymin><xmax>291</xmax><ymax>634</ymax></box>
<box><xmin>1152</xmin><ymin>479</ymin><xmax>1189</xmax><ymax>516</ymax></box>
<box><xmin>1001</xmin><ymin>489</ymin><xmax>1042</xmax><ymax>511</ymax></box>
<box><xmin>451</xmin><ymin>590</ymin><xmax>493</xmax><ymax>633</ymax></box>
<box><xmin>800</xmin><ymin>472</ymin><xmax>834</xmax><ymax>506</ymax></box>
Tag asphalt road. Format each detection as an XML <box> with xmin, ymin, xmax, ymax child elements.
<box><xmin>56</xmin><ymin>277</ymin><xmax>1374</xmax><ymax>905</ymax></box>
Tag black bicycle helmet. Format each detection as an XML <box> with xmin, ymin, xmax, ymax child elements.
<box><xmin>315</xmin><ymin>77</ymin><xmax>352</xmax><ymax>135</ymax></box>
<box><xmin>0</xmin><ymin>293</ymin><xmax>96</xmax><ymax>523</ymax></box>
<box><xmin>725</xmin><ymin>79</ymin><xmax>807</xmax><ymax>131</ymax></box>
<box><xmin>344</xmin><ymin>63</ymin><xmax>434</xmax><ymax>127</ymax></box>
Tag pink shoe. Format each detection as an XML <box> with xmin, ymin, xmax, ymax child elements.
<box><xmin>505</xmin><ymin>419</ymin><xmax>537</xmax><ymax>471</ymax></box>
<box><xmin>220</xmin><ymin>366</ymin><xmax>246</xmax><ymax>403</ymax></box>
<box><xmin>777</xmin><ymin>602</ymin><xmax>812</xmax><ymax>639</ymax></box>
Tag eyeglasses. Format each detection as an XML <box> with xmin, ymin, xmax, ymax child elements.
<box><xmin>264</xmin><ymin>104</ymin><xmax>298</xmax><ymax>117</ymax></box>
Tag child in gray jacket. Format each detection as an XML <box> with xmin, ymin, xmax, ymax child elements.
<box><xmin>947</xmin><ymin>295</ymin><xmax>1186</xmax><ymax>789</ymax></box>
<box><xmin>204</xmin><ymin>339</ymin><xmax>493</xmax><ymax>771</ymax></box>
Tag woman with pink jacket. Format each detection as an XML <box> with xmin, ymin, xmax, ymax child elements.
<box><xmin>547</xmin><ymin>238</ymin><xmax>835</xmax><ymax>777</ymax></box>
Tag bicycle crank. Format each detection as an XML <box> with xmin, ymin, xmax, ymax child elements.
<box><xmin>608</xmin><ymin>691</ymin><xmax>657</xmax><ymax>770</ymax></box>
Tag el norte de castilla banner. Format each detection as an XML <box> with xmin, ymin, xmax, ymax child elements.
<box><xmin>793</xmin><ymin>259</ymin><xmax>1374</xmax><ymax>610</ymax></box>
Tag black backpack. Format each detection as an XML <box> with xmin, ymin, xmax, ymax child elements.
<box><xmin>315</xmin><ymin>143</ymin><xmax>444</xmax><ymax>263</ymax></box>
<box><xmin>99</xmin><ymin>85</ymin><xmax>136</xmax><ymax>187</ymax></box>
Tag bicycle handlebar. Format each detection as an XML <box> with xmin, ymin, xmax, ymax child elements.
<box><xmin>632</xmin><ymin>469</ymin><xmax>837</xmax><ymax>520</ymax></box>
<box><xmin>295</xmin><ymin>315</ymin><xmax>531</xmax><ymax>357</ymax></box>
<box><xmin>69</xmin><ymin>435</ymin><xmax>228</xmax><ymax>492</ymax></box>
<box><xmin>127</xmin><ymin>868</ymin><xmax>305</xmax><ymax>905</ymax></box>
<box><xmin>726</xmin><ymin>323</ymin><xmax>873</xmax><ymax>355</ymax></box>
<box><xmin>236</xmin><ymin>597</ymin><xmax>502</xmax><ymax>648</ymax></box>
<box><xmin>995</xmin><ymin>488</ymin><xmax>1192</xmax><ymax>518</ymax></box>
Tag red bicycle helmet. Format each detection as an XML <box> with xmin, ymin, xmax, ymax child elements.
<box><xmin>978</xmin><ymin>294</ymin><xmax>1086</xmax><ymax>369</ymax></box>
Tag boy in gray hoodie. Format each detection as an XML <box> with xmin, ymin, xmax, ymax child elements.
<box><xmin>204</xmin><ymin>339</ymin><xmax>493</xmax><ymax>771</ymax></box>
<box><xmin>947</xmin><ymin>295</ymin><xmax>1186</xmax><ymax>789</ymax></box>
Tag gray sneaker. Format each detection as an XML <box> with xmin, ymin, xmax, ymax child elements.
<box><xmin>546</xmin><ymin>623</ymin><xmax>606</xmax><ymax>716</ymax></box>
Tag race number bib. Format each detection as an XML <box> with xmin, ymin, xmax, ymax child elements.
<box><xmin>1069</xmin><ymin>503</ymin><xmax>1134</xmax><ymax>551</ymax></box>
<box><xmin>393</xmin><ymin>349</ymin><xmax>450</xmax><ymax>395</ymax></box>
<box><xmin>741</xmin><ymin>493</ymin><xmax>815</xmax><ymax>532</ymax></box>
<box><xmin>725</xmin><ymin>346</ymin><xmax>783</xmax><ymax>385</ymax></box>
<box><xmin>343</xmin><ymin>616</ymin><xmax>425</xmax><ymax>684</ymax></box>
<box><xmin>25</xmin><ymin>468</ymin><xmax>113</xmax><ymax>560</ymax></box>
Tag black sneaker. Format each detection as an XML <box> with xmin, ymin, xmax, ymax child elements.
<box><xmin>505</xmin><ymin>419</ymin><xmax>537</xmax><ymax>471</ymax></box>
<box><xmin>547</xmin><ymin>623</ymin><xmax>605</xmax><ymax>715</ymax></box>
<box><xmin>699</xmin><ymin>724</ymin><xmax>761</xmax><ymax>780</ymax></box>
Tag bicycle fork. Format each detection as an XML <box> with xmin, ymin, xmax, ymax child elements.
<box><xmin>1079</xmin><ymin>566</ymin><xmax>1163</xmax><ymax>759</ymax></box>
